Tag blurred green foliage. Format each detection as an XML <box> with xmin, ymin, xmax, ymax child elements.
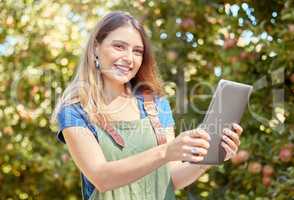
<box><xmin>0</xmin><ymin>0</ymin><xmax>293</xmax><ymax>199</ymax></box>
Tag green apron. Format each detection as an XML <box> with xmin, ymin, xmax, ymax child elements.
<box><xmin>85</xmin><ymin>117</ymin><xmax>176</xmax><ymax>200</ymax></box>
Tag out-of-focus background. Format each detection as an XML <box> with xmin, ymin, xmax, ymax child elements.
<box><xmin>0</xmin><ymin>0</ymin><xmax>293</xmax><ymax>199</ymax></box>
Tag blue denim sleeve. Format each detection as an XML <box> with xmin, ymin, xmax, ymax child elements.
<box><xmin>155</xmin><ymin>96</ymin><xmax>175</xmax><ymax>128</ymax></box>
<box><xmin>56</xmin><ymin>103</ymin><xmax>88</xmax><ymax>144</ymax></box>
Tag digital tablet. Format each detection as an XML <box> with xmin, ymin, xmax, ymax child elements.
<box><xmin>195</xmin><ymin>79</ymin><xmax>253</xmax><ymax>165</ymax></box>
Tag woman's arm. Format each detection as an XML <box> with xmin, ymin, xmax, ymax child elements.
<box><xmin>169</xmin><ymin>161</ymin><xmax>212</xmax><ymax>191</ymax></box>
<box><xmin>165</xmin><ymin>128</ymin><xmax>213</xmax><ymax>191</ymax></box>
<box><xmin>166</xmin><ymin>123</ymin><xmax>243</xmax><ymax>190</ymax></box>
<box><xmin>63</xmin><ymin>126</ymin><xmax>169</xmax><ymax>192</ymax></box>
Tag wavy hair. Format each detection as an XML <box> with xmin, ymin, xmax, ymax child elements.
<box><xmin>51</xmin><ymin>11</ymin><xmax>165</xmax><ymax>125</ymax></box>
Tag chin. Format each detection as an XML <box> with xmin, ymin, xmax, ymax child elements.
<box><xmin>105</xmin><ymin>74</ymin><xmax>132</xmax><ymax>84</ymax></box>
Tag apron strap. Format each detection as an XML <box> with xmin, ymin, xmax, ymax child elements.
<box><xmin>142</xmin><ymin>93</ymin><xmax>167</xmax><ymax>145</ymax></box>
<box><xmin>94</xmin><ymin>114</ymin><xmax>125</xmax><ymax>148</ymax></box>
<box><xmin>93</xmin><ymin>92</ymin><xmax>166</xmax><ymax>148</ymax></box>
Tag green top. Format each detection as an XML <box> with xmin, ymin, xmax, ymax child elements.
<box><xmin>86</xmin><ymin>117</ymin><xmax>176</xmax><ymax>200</ymax></box>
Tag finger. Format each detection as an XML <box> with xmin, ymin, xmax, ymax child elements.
<box><xmin>182</xmin><ymin>145</ymin><xmax>208</xmax><ymax>156</ymax></box>
<box><xmin>182</xmin><ymin>152</ymin><xmax>204</xmax><ymax>163</ymax></box>
<box><xmin>222</xmin><ymin>134</ymin><xmax>238</xmax><ymax>152</ymax></box>
<box><xmin>221</xmin><ymin>141</ymin><xmax>236</xmax><ymax>157</ymax></box>
<box><xmin>189</xmin><ymin>154</ymin><xmax>205</xmax><ymax>163</ymax></box>
<box><xmin>223</xmin><ymin>128</ymin><xmax>240</xmax><ymax>146</ymax></box>
<box><xmin>186</xmin><ymin>137</ymin><xmax>210</xmax><ymax>149</ymax></box>
<box><xmin>189</xmin><ymin>129</ymin><xmax>211</xmax><ymax>141</ymax></box>
<box><xmin>232</xmin><ymin>123</ymin><xmax>243</xmax><ymax>136</ymax></box>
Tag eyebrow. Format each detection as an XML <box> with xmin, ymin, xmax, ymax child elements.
<box><xmin>112</xmin><ymin>40</ymin><xmax>144</xmax><ymax>49</ymax></box>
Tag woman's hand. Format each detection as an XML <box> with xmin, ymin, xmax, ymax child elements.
<box><xmin>221</xmin><ymin>123</ymin><xmax>243</xmax><ymax>161</ymax></box>
<box><xmin>165</xmin><ymin>129</ymin><xmax>211</xmax><ymax>163</ymax></box>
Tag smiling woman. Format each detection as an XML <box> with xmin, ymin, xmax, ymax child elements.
<box><xmin>51</xmin><ymin>11</ymin><xmax>177</xmax><ymax>200</ymax></box>
<box><xmin>95</xmin><ymin>26</ymin><xmax>144</xmax><ymax>91</ymax></box>
<box><xmin>51</xmin><ymin>11</ymin><xmax>243</xmax><ymax>200</ymax></box>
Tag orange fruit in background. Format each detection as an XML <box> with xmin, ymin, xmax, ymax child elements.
<box><xmin>279</xmin><ymin>146</ymin><xmax>292</xmax><ymax>163</ymax></box>
<box><xmin>248</xmin><ymin>161</ymin><xmax>262</xmax><ymax>174</ymax></box>
<box><xmin>262</xmin><ymin>165</ymin><xmax>274</xmax><ymax>177</ymax></box>
<box><xmin>262</xmin><ymin>176</ymin><xmax>272</xmax><ymax>187</ymax></box>
<box><xmin>231</xmin><ymin>150</ymin><xmax>250</xmax><ymax>165</ymax></box>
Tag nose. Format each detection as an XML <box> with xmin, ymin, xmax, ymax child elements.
<box><xmin>122</xmin><ymin>49</ymin><xmax>133</xmax><ymax>65</ymax></box>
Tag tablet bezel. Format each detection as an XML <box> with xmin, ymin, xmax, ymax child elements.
<box><xmin>195</xmin><ymin>79</ymin><xmax>253</xmax><ymax>165</ymax></box>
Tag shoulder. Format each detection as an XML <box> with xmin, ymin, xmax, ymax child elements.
<box><xmin>56</xmin><ymin>102</ymin><xmax>90</xmax><ymax>143</ymax></box>
<box><xmin>154</xmin><ymin>95</ymin><xmax>172</xmax><ymax>112</ymax></box>
<box><xmin>154</xmin><ymin>96</ymin><xmax>175</xmax><ymax>127</ymax></box>
<box><xmin>58</xmin><ymin>102</ymin><xmax>84</xmax><ymax>114</ymax></box>
<box><xmin>135</xmin><ymin>93</ymin><xmax>175</xmax><ymax>127</ymax></box>
<box><xmin>57</xmin><ymin>103</ymin><xmax>88</xmax><ymax>125</ymax></box>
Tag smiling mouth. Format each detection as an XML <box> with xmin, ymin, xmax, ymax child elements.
<box><xmin>114</xmin><ymin>64</ymin><xmax>131</xmax><ymax>75</ymax></box>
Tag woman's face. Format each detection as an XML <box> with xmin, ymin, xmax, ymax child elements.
<box><xmin>95</xmin><ymin>25</ymin><xmax>144</xmax><ymax>85</ymax></box>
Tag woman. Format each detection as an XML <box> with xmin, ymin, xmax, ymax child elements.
<box><xmin>51</xmin><ymin>11</ymin><xmax>243</xmax><ymax>200</ymax></box>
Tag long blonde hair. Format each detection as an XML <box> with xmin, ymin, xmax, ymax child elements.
<box><xmin>51</xmin><ymin>11</ymin><xmax>165</xmax><ymax>125</ymax></box>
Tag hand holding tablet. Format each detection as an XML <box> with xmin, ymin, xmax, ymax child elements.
<box><xmin>183</xmin><ymin>79</ymin><xmax>253</xmax><ymax>165</ymax></box>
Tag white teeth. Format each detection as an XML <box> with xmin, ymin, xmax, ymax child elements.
<box><xmin>114</xmin><ymin>64</ymin><xmax>130</xmax><ymax>74</ymax></box>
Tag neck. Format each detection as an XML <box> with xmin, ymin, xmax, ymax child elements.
<box><xmin>102</xmin><ymin>77</ymin><xmax>128</xmax><ymax>104</ymax></box>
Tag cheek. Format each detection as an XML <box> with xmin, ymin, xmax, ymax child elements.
<box><xmin>132</xmin><ymin>59</ymin><xmax>142</xmax><ymax>77</ymax></box>
<box><xmin>108</xmin><ymin>50</ymin><xmax>121</xmax><ymax>62</ymax></box>
<box><xmin>134</xmin><ymin>56</ymin><xmax>143</xmax><ymax>68</ymax></box>
<box><xmin>100</xmin><ymin>47</ymin><xmax>120</xmax><ymax>64</ymax></box>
